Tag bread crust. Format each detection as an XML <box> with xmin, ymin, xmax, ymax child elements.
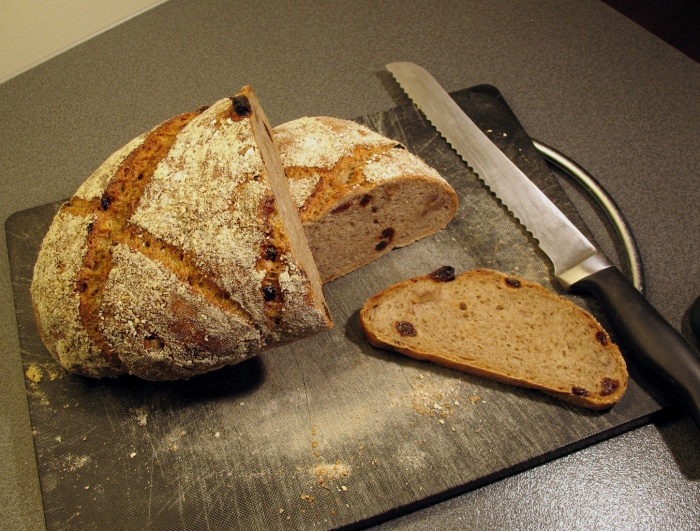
<box><xmin>31</xmin><ymin>87</ymin><xmax>331</xmax><ymax>380</ymax></box>
<box><xmin>360</xmin><ymin>268</ymin><xmax>628</xmax><ymax>409</ymax></box>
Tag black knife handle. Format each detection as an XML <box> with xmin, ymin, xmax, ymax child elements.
<box><xmin>573</xmin><ymin>266</ymin><xmax>700</xmax><ymax>427</ymax></box>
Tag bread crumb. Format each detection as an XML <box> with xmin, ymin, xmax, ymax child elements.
<box><xmin>133</xmin><ymin>406</ymin><xmax>148</xmax><ymax>426</ymax></box>
<box><xmin>66</xmin><ymin>454</ymin><xmax>90</xmax><ymax>472</ymax></box>
<box><xmin>25</xmin><ymin>365</ymin><xmax>43</xmax><ymax>383</ymax></box>
<box><xmin>311</xmin><ymin>461</ymin><xmax>351</xmax><ymax>485</ymax></box>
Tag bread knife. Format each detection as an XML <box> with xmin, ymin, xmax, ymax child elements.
<box><xmin>386</xmin><ymin>61</ymin><xmax>700</xmax><ymax>426</ymax></box>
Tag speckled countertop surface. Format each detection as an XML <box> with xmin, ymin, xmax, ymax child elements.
<box><xmin>1</xmin><ymin>1</ymin><xmax>698</xmax><ymax>529</ymax></box>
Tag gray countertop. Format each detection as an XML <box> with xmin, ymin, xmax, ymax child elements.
<box><xmin>1</xmin><ymin>1</ymin><xmax>698</xmax><ymax>529</ymax></box>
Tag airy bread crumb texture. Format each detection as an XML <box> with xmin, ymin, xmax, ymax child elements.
<box><xmin>360</xmin><ymin>268</ymin><xmax>628</xmax><ymax>409</ymax></box>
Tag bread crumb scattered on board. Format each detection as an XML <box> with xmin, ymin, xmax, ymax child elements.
<box><xmin>132</xmin><ymin>406</ymin><xmax>148</xmax><ymax>426</ymax></box>
<box><xmin>26</xmin><ymin>364</ymin><xmax>43</xmax><ymax>383</ymax></box>
<box><xmin>408</xmin><ymin>372</ymin><xmax>482</xmax><ymax>420</ymax></box>
<box><xmin>65</xmin><ymin>454</ymin><xmax>90</xmax><ymax>472</ymax></box>
<box><xmin>311</xmin><ymin>461</ymin><xmax>351</xmax><ymax>486</ymax></box>
<box><xmin>25</xmin><ymin>363</ymin><xmax>63</xmax><ymax>384</ymax></box>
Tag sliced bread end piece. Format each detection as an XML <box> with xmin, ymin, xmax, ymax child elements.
<box><xmin>273</xmin><ymin>116</ymin><xmax>459</xmax><ymax>283</ymax></box>
<box><xmin>360</xmin><ymin>267</ymin><xmax>628</xmax><ymax>409</ymax></box>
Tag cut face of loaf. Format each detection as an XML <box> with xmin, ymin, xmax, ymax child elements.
<box><xmin>360</xmin><ymin>267</ymin><xmax>628</xmax><ymax>409</ymax></box>
<box><xmin>273</xmin><ymin>117</ymin><xmax>459</xmax><ymax>283</ymax></box>
<box><xmin>31</xmin><ymin>86</ymin><xmax>331</xmax><ymax>380</ymax></box>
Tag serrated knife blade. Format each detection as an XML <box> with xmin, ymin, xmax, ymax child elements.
<box><xmin>387</xmin><ymin>61</ymin><xmax>608</xmax><ymax>288</ymax></box>
<box><xmin>387</xmin><ymin>61</ymin><xmax>700</xmax><ymax>427</ymax></box>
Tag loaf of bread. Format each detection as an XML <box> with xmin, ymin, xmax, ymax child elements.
<box><xmin>273</xmin><ymin>117</ymin><xmax>459</xmax><ymax>282</ymax></box>
<box><xmin>360</xmin><ymin>267</ymin><xmax>628</xmax><ymax>409</ymax></box>
<box><xmin>31</xmin><ymin>87</ymin><xmax>332</xmax><ymax>380</ymax></box>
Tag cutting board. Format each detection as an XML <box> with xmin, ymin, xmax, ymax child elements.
<box><xmin>6</xmin><ymin>85</ymin><xmax>667</xmax><ymax>530</ymax></box>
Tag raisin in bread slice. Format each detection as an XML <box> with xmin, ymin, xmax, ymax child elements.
<box><xmin>360</xmin><ymin>267</ymin><xmax>628</xmax><ymax>409</ymax></box>
<box><xmin>274</xmin><ymin>117</ymin><xmax>459</xmax><ymax>283</ymax></box>
<box><xmin>31</xmin><ymin>86</ymin><xmax>331</xmax><ymax>381</ymax></box>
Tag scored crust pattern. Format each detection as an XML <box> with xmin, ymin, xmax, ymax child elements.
<box><xmin>275</xmin><ymin>116</ymin><xmax>439</xmax><ymax>219</ymax></box>
<box><xmin>31</xmin><ymin>92</ymin><xmax>329</xmax><ymax>380</ymax></box>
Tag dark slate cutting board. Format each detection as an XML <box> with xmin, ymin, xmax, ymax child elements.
<box><xmin>6</xmin><ymin>85</ymin><xmax>666</xmax><ymax>530</ymax></box>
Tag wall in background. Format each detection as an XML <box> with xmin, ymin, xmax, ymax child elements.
<box><xmin>0</xmin><ymin>0</ymin><xmax>170</xmax><ymax>84</ymax></box>
<box><xmin>3</xmin><ymin>0</ymin><xmax>697</xmax><ymax>86</ymax></box>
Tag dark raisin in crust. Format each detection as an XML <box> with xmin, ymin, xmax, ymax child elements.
<box><xmin>505</xmin><ymin>277</ymin><xmax>521</xmax><ymax>288</ymax></box>
<box><xmin>596</xmin><ymin>331</ymin><xmax>608</xmax><ymax>345</ymax></box>
<box><xmin>600</xmin><ymin>377</ymin><xmax>620</xmax><ymax>396</ymax></box>
<box><xmin>430</xmin><ymin>266</ymin><xmax>456</xmax><ymax>282</ymax></box>
<box><xmin>232</xmin><ymin>95</ymin><xmax>252</xmax><ymax>116</ymax></box>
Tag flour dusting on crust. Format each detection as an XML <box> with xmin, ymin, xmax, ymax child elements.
<box><xmin>274</xmin><ymin>116</ymin><xmax>395</xmax><ymax>170</ymax></box>
<box><xmin>75</xmin><ymin>133</ymin><xmax>148</xmax><ymax>201</ymax></box>
<box><xmin>30</xmin><ymin>210</ymin><xmax>115</xmax><ymax>377</ymax></box>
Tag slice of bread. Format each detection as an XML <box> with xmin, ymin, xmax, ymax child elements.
<box><xmin>31</xmin><ymin>87</ymin><xmax>332</xmax><ymax>380</ymax></box>
<box><xmin>360</xmin><ymin>267</ymin><xmax>628</xmax><ymax>409</ymax></box>
<box><xmin>274</xmin><ymin>117</ymin><xmax>459</xmax><ymax>283</ymax></box>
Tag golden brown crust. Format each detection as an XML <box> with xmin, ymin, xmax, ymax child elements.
<box><xmin>360</xmin><ymin>268</ymin><xmax>628</xmax><ymax>409</ymax></box>
<box><xmin>274</xmin><ymin>116</ymin><xmax>455</xmax><ymax>219</ymax></box>
<box><xmin>31</xmin><ymin>87</ymin><xmax>331</xmax><ymax>380</ymax></box>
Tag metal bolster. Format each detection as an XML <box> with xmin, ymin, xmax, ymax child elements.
<box><xmin>556</xmin><ymin>251</ymin><xmax>614</xmax><ymax>289</ymax></box>
<box><xmin>533</xmin><ymin>139</ymin><xmax>644</xmax><ymax>293</ymax></box>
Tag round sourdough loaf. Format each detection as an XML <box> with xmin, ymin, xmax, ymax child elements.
<box><xmin>274</xmin><ymin>117</ymin><xmax>459</xmax><ymax>283</ymax></box>
<box><xmin>31</xmin><ymin>87</ymin><xmax>331</xmax><ymax>380</ymax></box>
